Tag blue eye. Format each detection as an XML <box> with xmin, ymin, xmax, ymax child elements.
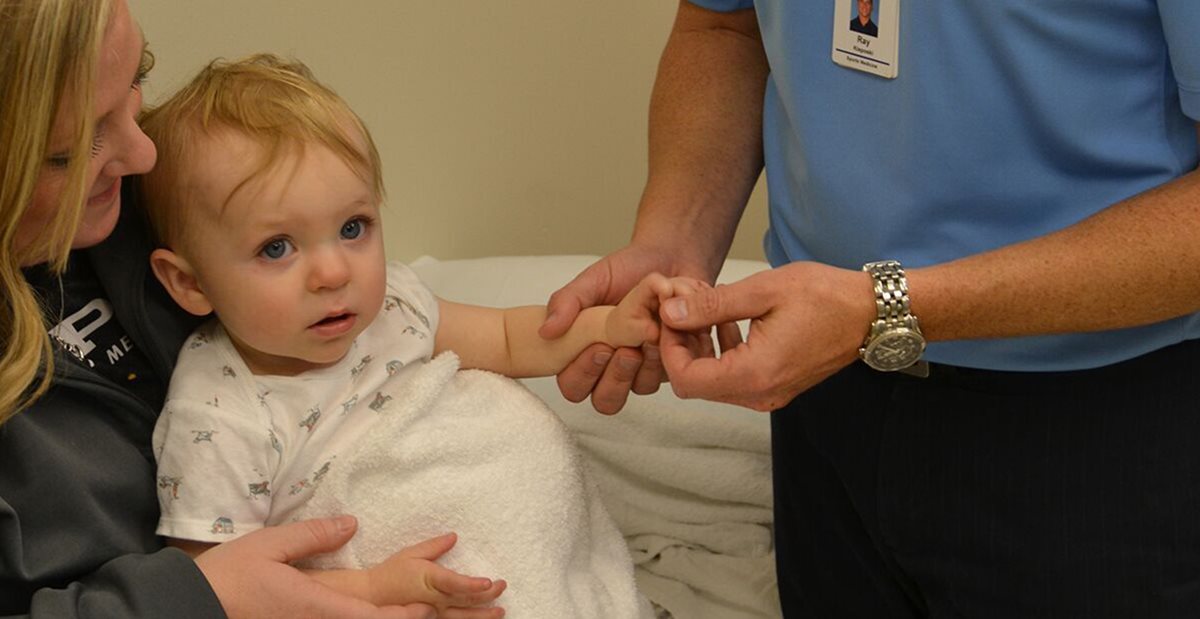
<box><xmin>260</xmin><ymin>238</ymin><xmax>293</xmax><ymax>260</ymax></box>
<box><xmin>341</xmin><ymin>218</ymin><xmax>365</xmax><ymax>240</ymax></box>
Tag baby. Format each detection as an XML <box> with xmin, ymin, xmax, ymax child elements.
<box><xmin>139</xmin><ymin>54</ymin><xmax>675</xmax><ymax>618</ymax></box>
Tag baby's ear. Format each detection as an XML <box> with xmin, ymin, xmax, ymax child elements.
<box><xmin>150</xmin><ymin>248</ymin><xmax>214</xmax><ymax>317</ymax></box>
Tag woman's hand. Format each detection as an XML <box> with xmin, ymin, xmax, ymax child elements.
<box><xmin>195</xmin><ymin>515</ymin><xmax>440</xmax><ymax>619</ymax></box>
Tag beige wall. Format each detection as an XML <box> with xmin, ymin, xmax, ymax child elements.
<box><xmin>129</xmin><ymin>0</ymin><xmax>768</xmax><ymax>263</ymax></box>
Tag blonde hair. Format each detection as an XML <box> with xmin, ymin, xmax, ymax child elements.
<box><xmin>0</xmin><ymin>0</ymin><xmax>113</xmax><ymax>424</ymax></box>
<box><xmin>139</xmin><ymin>53</ymin><xmax>385</xmax><ymax>249</ymax></box>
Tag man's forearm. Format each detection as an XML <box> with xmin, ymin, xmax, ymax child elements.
<box><xmin>909</xmin><ymin>156</ymin><xmax>1200</xmax><ymax>342</ymax></box>
<box><xmin>631</xmin><ymin>2</ymin><xmax>769</xmax><ymax>280</ymax></box>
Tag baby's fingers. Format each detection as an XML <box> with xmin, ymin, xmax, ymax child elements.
<box><xmin>431</xmin><ymin>566</ymin><xmax>507</xmax><ymax>603</ymax></box>
<box><xmin>662</xmin><ymin>276</ymin><xmax>709</xmax><ymax>300</ymax></box>
<box><xmin>624</xmin><ymin>273</ymin><xmax>670</xmax><ymax>310</ymax></box>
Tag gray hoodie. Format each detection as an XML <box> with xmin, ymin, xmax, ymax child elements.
<box><xmin>0</xmin><ymin>186</ymin><xmax>220</xmax><ymax>618</ymax></box>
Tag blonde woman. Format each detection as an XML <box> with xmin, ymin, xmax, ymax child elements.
<box><xmin>0</xmin><ymin>1</ymin><xmax>469</xmax><ymax>617</ymax></box>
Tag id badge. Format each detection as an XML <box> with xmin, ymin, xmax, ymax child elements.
<box><xmin>831</xmin><ymin>0</ymin><xmax>900</xmax><ymax>79</ymax></box>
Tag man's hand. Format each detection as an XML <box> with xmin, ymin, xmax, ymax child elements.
<box><xmin>542</xmin><ymin>245</ymin><xmax>712</xmax><ymax>414</ymax></box>
<box><xmin>658</xmin><ymin>261</ymin><xmax>875</xmax><ymax>411</ymax></box>
<box><xmin>195</xmin><ymin>515</ymin><xmax>440</xmax><ymax>619</ymax></box>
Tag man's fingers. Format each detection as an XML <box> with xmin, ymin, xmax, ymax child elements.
<box><xmin>715</xmin><ymin>321</ymin><xmax>744</xmax><ymax>353</ymax></box>
<box><xmin>589</xmin><ymin>348</ymin><xmax>642</xmax><ymax>414</ymax></box>
<box><xmin>668</xmin><ymin>350</ymin><xmax>783</xmax><ymax>411</ymax></box>
<box><xmin>556</xmin><ymin>343</ymin><xmax>615</xmax><ymax>403</ymax></box>
<box><xmin>683</xmin><ymin>325</ymin><xmax>716</xmax><ymax>359</ymax></box>
<box><xmin>660</xmin><ymin>327</ymin><xmax>759</xmax><ymax>405</ymax></box>
<box><xmin>660</xmin><ymin>277</ymin><xmax>768</xmax><ymax>332</ymax></box>
<box><xmin>631</xmin><ymin>343</ymin><xmax>665</xmax><ymax>395</ymax></box>
<box><xmin>558</xmin><ymin>344</ymin><xmax>646</xmax><ymax>414</ymax></box>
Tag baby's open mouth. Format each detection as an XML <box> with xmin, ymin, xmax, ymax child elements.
<box><xmin>313</xmin><ymin>313</ymin><xmax>352</xmax><ymax>327</ymax></box>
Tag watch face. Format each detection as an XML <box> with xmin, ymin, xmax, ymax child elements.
<box><xmin>863</xmin><ymin>328</ymin><xmax>926</xmax><ymax>371</ymax></box>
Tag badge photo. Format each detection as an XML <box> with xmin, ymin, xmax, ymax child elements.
<box><xmin>831</xmin><ymin>0</ymin><xmax>900</xmax><ymax>79</ymax></box>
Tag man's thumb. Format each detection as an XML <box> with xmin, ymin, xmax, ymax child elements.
<box><xmin>660</xmin><ymin>281</ymin><xmax>758</xmax><ymax>330</ymax></box>
<box><xmin>539</xmin><ymin>292</ymin><xmax>583</xmax><ymax>340</ymax></box>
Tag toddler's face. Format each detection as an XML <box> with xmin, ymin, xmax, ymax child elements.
<box><xmin>185</xmin><ymin>134</ymin><xmax>386</xmax><ymax>375</ymax></box>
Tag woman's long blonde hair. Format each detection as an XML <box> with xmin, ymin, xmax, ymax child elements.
<box><xmin>0</xmin><ymin>0</ymin><xmax>113</xmax><ymax>424</ymax></box>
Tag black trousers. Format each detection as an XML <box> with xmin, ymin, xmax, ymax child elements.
<box><xmin>772</xmin><ymin>339</ymin><xmax>1200</xmax><ymax>618</ymax></box>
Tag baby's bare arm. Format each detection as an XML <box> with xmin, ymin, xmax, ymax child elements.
<box><xmin>434</xmin><ymin>274</ymin><xmax>673</xmax><ymax>378</ymax></box>
<box><xmin>434</xmin><ymin>301</ymin><xmax>619</xmax><ymax>377</ymax></box>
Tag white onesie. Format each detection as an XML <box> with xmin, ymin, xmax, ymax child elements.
<box><xmin>154</xmin><ymin>262</ymin><xmax>439</xmax><ymax>539</ymax></box>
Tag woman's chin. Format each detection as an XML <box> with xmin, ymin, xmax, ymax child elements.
<box><xmin>72</xmin><ymin>194</ymin><xmax>122</xmax><ymax>250</ymax></box>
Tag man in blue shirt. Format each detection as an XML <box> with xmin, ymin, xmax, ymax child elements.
<box><xmin>542</xmin><ymin>1</ymin><xmax>1200</xmax><ymax>616</ymax></box>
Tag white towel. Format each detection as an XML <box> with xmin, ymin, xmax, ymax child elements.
<box><xmin>295</xmin><ymin>352</ymin><xmax>654</xmax><ymax>619</ymax></box>
<box><xmin>523</xmin><ymin>376</ymin><xmax>782</xmax><ymax>619</ymax></box>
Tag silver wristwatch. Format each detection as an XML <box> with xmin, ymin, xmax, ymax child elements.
<box><xmin>859</xmin><ymin>260</ymin><xmax>927</xmax><ymax>373</ymax></box>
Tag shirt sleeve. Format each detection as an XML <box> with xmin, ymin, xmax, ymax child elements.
<box><xmin>687</xmin><ymin>0</ymin><xmax>755</xmax><ymax>12</ymax></box>
<box><xmin>1160</xmin><ymin>0</ymin><xmax>1200</xmax><ymax>120</ymax></box>
<box><xmin>155</xmin><ymin>396</ymin><xmax>277</xmax><ymax>543</ymax></box>
<box><xmin>17</xmin><ymin>549</ymin><xmax>224</xmax><ymax>619</ymax></box>
<box><xmin>386</xmin><ymin>260</ymin><xmax>441</xmax><ymax>338</ymax></box>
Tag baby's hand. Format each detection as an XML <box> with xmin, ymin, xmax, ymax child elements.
<box><xmin>606</xmin><ymin>273</ymin><xmax>708</xmax><ymax>347</ymax></box>
<box><xmin>367</xmin><ymin>532</ymin><xmax>507</xmax><ymax>618</ymax></box>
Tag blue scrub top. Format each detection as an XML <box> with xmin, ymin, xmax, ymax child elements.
<box><xmin>689</xmin><ymin>0</ymin><xmax>1200</xmax><ymax>371</ymax></box>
